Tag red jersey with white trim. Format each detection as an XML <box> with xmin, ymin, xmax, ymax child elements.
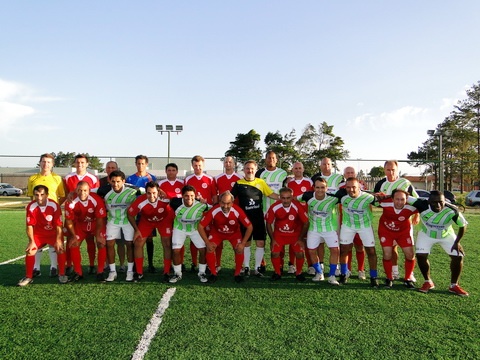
<box><xmin>184</xmin><ymin>173</ymin><xmax>217</xmax><ymax>205</ymax></box>
<box><xmin>287</xmin><ymin>177</ymin><xmax>313</xmax><ymax>196</ymax></box>
<box><xmin>378</xmin><ymin>198</ymin><xmax>417</xmax><ymax>233</ymax></box>
<box><xmin>26</xmin><ymin>199</ymin><xmax>63</xmax><ymax>237</ymax></box>
<box><xmin>128</xmin><ymin>194</ymin><xmax>173</xmax><ymax>224</ymax></box>
<box><xmin>64</xmin><ymin>193</ymin><xmax>107</xmax><ymax>232</ymax></box>
<box><xmin>200</xmin><ymin>203</ymin><xmax>251</xmax><ymax>237</ymax></box>
<box><xmin>265</xmin><ymin>199</ymin><xmax>308</xmax><ymax>238</ymax></box>
<box><xmin>64</xmin><ymin>172</ymin><xmax>99</xmax><ymax>193</ymax></box>
<box><xmin>158</xmin><ymin>178</ymin><xmax>183</xmax><ymax>199</ymax></box>
<box><xmin>215</xmin><ymin>172</ymin><xmax>242</xmax><ymax>194</ymax></box>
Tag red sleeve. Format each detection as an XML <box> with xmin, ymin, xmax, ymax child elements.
<box><xmin>200</xmin><ymin>208</ymin><xmax>214</xmax><ymax>228</ymax></box>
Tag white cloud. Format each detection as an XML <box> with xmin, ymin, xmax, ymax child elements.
<box><xmin>350</xmin><ymin>106</ymin><xmax>431</xmax><ymax>131</ymax></box>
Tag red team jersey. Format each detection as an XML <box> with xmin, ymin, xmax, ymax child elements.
<box><xmin>64</xmin><ymin>172</ymin><xmax>99</xmax><ymax>193</ymax></box>
<box><xmin>128</xmin><ymin>195</ymin><xmax>173</xmax><ymax>237</ymax></box>
<box><xmin>287</xmin><ymin>177</ymin><xmax>313</xmax><ymax>196</ymax></box>
<box><xmin>158</xmin><ymin>178</ymin><xmax>184</xmax><ymax>199</ymax></box>
<box><xmin>200</xmin><ymin>203</ymin><xmax>251</xmax><ymax>240</ymax></box>
<box><xmin>378</xmin><ymin>198</ymin><xmax>417</xmax><ymax>248</ymax></box>
<box><xmin>265</xmin><ymin>199</ymin><xmax>309</xmax><ymax>238</ymax></box>
<box><xmin>215</xmin><ymin>172</ymin><xmax>242</xmax><ymax>195</ymax></box>
<box><xmin>184</xmin><ymin>173</ymin><xmax>217</xmax><ymax>205</ymax></box>
<box><xmin>26</xmin><ymin>199</ymin><xmax>63</xmax><ymax>240</ymax></box>
<box><xmin>64</xmin><ymin>193</ymin><xmax>107</xmax><ymax>235</ymax></box>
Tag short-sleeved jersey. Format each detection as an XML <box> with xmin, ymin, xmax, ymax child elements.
<box><xmin>65</xmin><ymin>193</ymin><xmax>107</xmax><ymax>231</ymax></box>
<box><xmin>215</xmin><ymin>172</ymin><xmax>242</xmax><ymax>195</ymax></box>
<box><xmin>157</xmin><ymin>178</ymin><xmax>184</xmax><ymax>199</ymax></box>
<box><xmin>334</xmin><ymin>189</ymin><xmax>375</xmax><ymax>229</ymax></box>
<box><xmin>255</xmin><ymin>167</ymin><xmax>288</xmax><ymax>212</ymax></box>
<box><xmin>287</xmin><ymin>177</ymin><xmax>314</xmax><ymax>197</ymax></box>
<box><xmin>265</xmin><ymin>199</ymin><xmax>309</xmax><ymax>238</ymax></box>
<box><xmin>27</xmin><ymin>172</ymin><xmax>66</xmax><ymax>203</ymax></box>
<box><xmin>410</xmin><ymin>198</ymin><xmax>468</xmax><ymax>239</ymax></box>
<box><xmin>170</xmin><ymin>198</ymin><xmax>209</xmax><ymax>232</ymax></box>
<box><xmin>104</xmin><ymin>186</ymin><xmax>138</xmax><ymax>225</ymax></box>
<box><xmin>311</xmin><ymin>172</ymin><xmax>344</xmax><ymax>194</ymax></box>
<box><xmin>128</xmin><ymin>194</ymin><xmax>173</xmax><ymax>223</ymax></box>
<box><xmin>374</xmin><ymin>177</ymin><xmax>418</xmax><ymax>197</ymax></box>
<box><xmin>200</xmin><ymin>203</ymin><xmax>251</xmax><ymax>238</ymax></box>
<box><xmin>126</xmin><ymin>173</ymin><xmax>157</xmax><ymax>189</ymax></box>
<box><xmin>231</xmin><ymin>178</ymin><xmax>274</xmax><ymax>219</ymax></box>
<box><xmin>378</xmin><ymin>198</ymin><xmax>417</xmax><ymax>233</ymax></box>
<box><xmin>300</xmin><ymin>191</ymin><xmax>339</xmax><ymax>232</ymax></box>
<box><xmin>26</xmin><ymin>199</ymin><xmax>63</xmax><ymax>238</ymax></box>
<box><xmin>64</xmin><ymin>172</ymin><xmax>99</xmax><ymax>193</ymax></box>
<box><xmin>184</xmin><ymin>173</ymin><xmax>217</xmax><ymax>205</ymax></box>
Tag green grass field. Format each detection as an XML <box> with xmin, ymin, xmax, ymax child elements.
<box><xmin>1</xmin><ymin>208</ymin><xmax>479</xmax><ymax>359</ymax></box>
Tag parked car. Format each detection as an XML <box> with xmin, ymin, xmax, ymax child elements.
<box><xmin>0</xmin><ymin>183</ymin><xmax>23</xmax><ymax>196</ymax></box>
<box><xmin>414</xmin><ymin>189</ymin><xmax>465</xmax><ymax>212</ymax></box>
<box><xmin>465</xmin><ymin>190</ymin><xmax>480</xmax><ymax>207</ymax></box>
<box><xmin>415</xmin><ymin>189</ymin><xmax>431</xmax><ymax>200</ymax></box>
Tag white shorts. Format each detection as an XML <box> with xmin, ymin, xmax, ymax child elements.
<box><xmin>416</xmin><ymin>231</ymin><xmax>463</xmax><ymax>256</ymax></box>
<box><xmin>307</xmin><ymin>230</ymin><xmax>339</xmax><ymax>249</ymax></box>
<box><xmin>172</xmin><ymin>229</ymin><xmax>205</xmax><ymax>250</ymax></box>
<box><xmin>106</xmin><ymin>223</ymin><xmax>134</xmax><ymax>242</ymax></box>
<box><xmin>339</xmin><ymin>225</ymin><xmax>375</xmax><ymax>247</ymax></box>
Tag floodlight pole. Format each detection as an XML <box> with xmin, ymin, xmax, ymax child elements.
<box><xmin>155</xmin><ymin>125</ymin><xmax>184</xmax><ymax>163</ymax></box>
<box><xmin>427</xmin><ymin>129</ymin><xmax>452</xmax><ymax>194</ymax></box>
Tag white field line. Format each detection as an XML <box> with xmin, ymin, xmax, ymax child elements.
<box><xmin>0</xmin><ymin>246</ymin><xmax>51</xmax><ymax>266</ymax></box>
<box><xmin>131</xmin><ymin>287</ymin><xmax>177</xmax><ymax>360</ymax></box>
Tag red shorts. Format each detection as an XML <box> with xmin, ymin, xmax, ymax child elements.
<box><xmin>138</xmin><ymin>220</ymin><xmax>172</xmax><ymax>238</ymax></box>
<box><xmin>378</xmin><ymin>228</ymin><xmax>414</xmax><ymax>248</ymax></box>
<box><xmin>33</xmin><ymin>234</ymin><xmax>57</xmax><ymax>249</ymax></box>
<box><xmin>271</xmin><ymin>235</ymin><xmax>303</xmax><ymax>253</ymax></box>
<box><xmin>208</xmin><ymin>233</ymin><xmax>242</xmax><ymax>249</ymax></box>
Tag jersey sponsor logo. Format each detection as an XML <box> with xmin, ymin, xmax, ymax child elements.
<box><xmin>426</xmin><ymin>223</ymin><xmax>447</xmax><ymax>230</ymax></box>
<box><xmin>202</xmin><ymin>183</ymin><xmax>208</xmax><ymax>189</ymax></box>
<box><xmin>312</xmin><ymin>210</ymin><xmax>328</xmax><ymax>217</ymax></box>
<box><xmin>383</xmin><ymin>221</ymin><xmax>399</xmax><ymax>231</ymax></box>
<box><xmin>346</xmin><ymin>208</ymin><xmax>364</xmax><ymax>215</ymax></box>
<box><xmin>221</xmin><ymin>225</ymin><xmax>230</xmax><ymax>233</ymax></box>
<box><xmin>248</xmin><ymin>198</ymin><xmax>255</xmax><ymax>206</ymax></box>
<box><xmin>44</xmin><ymin>224</ymin><xmax>53</xmax><ymax>231</ymax></box>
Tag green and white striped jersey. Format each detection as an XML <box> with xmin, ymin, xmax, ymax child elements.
<box><xmin>105</xmin><ymin>186</ymin><xmax>138</xmax><ymax>225</ymax></box>
<box><xmin>256</xmin><ymin>167</ymin><xmax>287</xmax><ymax>213</ymax></box>
<box><xmin>336</xmin><ymin>190</ymin><xmax>375</xmax><ymax>229</ymax></box>
<box><xmin>173</xmin><ymin>200</ymin><xmax>209</xmax><ymax>232</ymax></box>
<box><xmin>374</xmin><ymin>177</ymin><xmax>418</xmax><ymax>197</ymax></box>
<box><xmin>300</xmin><ymin>192</ymin><xmax>339</xmax><ymax>232</ymax></box>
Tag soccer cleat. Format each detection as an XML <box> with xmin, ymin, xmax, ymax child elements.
<box><xmin>255</xmin><ymin>269</ymin><xmax>264</xmax><ymax>278</ymax></box>
<box><xmin>65</xmin><ymin>266</ymin><xmax>73</xmax><ymax>276</ymax></box>
<box><xmin>162</xmin><ymin>273</ymin><xmax>171</xmax><ymax>283</ymax></box>
<box><xmin>198</xmin><ymin>272</ymin><xmax>208</xmax><ymax>283</ymax></box>
<box><xmin>69</xmin><ymin>273</ymin><xmax>84</xmax><ymax>282</ymax></box>
<box><xmin>169</xmin><ymin>274</ymin><xmax>182</xmax><ymax>283</ymax></box>
<box><xmin>33</xmin><ymin>269</ymin><xmax>41</xmax><ymax>278</ymax></box>
<box><xmin>392</xmin><ymin>271</ymin><xmax>400</xmax><ymax>280</ymax></box>
<box><xmin>384</xmin><ymin>279</ymin><xmax>393</xmax><ymax>288</ymax></box>
<box><xmin>105</xmin><ymin>271</ymin><xmax>118</xmax><ymax>282</ymax></box>
<box><xmin>328</xmin><ymin>275</ymin><xmax>340</xmax><ymax>286</ymax></box>
<box><xmin>296</xmin><ymin>273</ymin><xmax>306</xmax><ymax>282</ymax></box>
<box><xmin>58</xmin><ymin>275</ymin><xmax>69</xmax><ymax>284</ymax></box>
<box><xmin>216</xmin><ymin>266</ymin><xmax>222</xmax><ymax>273</ymax></box>
<box><xmin>126</xmin><ymin>271</ymin><xmax>135</xmax><ymax>282</ymax></box>
<box><xmin>148</xmin><ymin>265</ymin><xmax>156</xmax><ymax>274</ymax></box>
<box><xmin>17</xmin><ymin>277</ymin><xmax>33</xmax><ymax>287</ymax></box>
<box><xmin>346</xmin><ymin>270</ymin><xmax>352</xmax><ymax>279</ymax></box>
<box><xmin>207</xmin><ymin>274</ymin><xmax>218</xmax><ymax>284</ymax></box>
<box><xmin>449</xmin><ymin>284</ymin><xmax>469</xmax><ymax>297</ymax></box>
<box><xmin>404</xmin><ymin>280</ymin><xmax>416</xmax><ymax>289</ymax></box>
<box><xmin>270</xmin><ymin>273</ymin><xmax>282</xmax><ymax>281</ymax></box>
<box><xmin>243</xmin><ymin>267</ymin><xmax>250</xmax><ymax>277</ymax></box>
<box><xmin>418</xmin><ymin>281</ymin><xmax>435</xmax><ymax>293</ymax></box>
<box><xmin>190</xmin><ymin>263</ymin><xmax>197</xmax><ymax>273</ymax></box>
<box><xmin>119</xmin><ymin>265</ymin><xmax>126</xmax><ymax>273</ymax></box>
<box><xmin>234</xmin><ymin>275</ymin><xmax>244</xmax><ymax>283</ymax></box>
<box><xmin>312</xmin><ymin>272</ymin><xmax>324</xmax><ymax>282</ymax></box>
<box><xmin>88</xmin><ymin>266</ymin><xmax>95</xmax><ymax>275</ymax></box>
<box><xmin>134</xmin><ymin>273</ymin><xmax>144</xmax><ymax>282</ymax></box>
<box><xmin>50</xmin><ymin>267</ymin><xmax>58</xmax><ymax>277</ymax></box>
<box><xmin>409</xmin><ymin>273</ymin><xmax>417</xmax><ymax>283</ymax></box>
<box><xmin>339</xmin><ymin>274</ymin><xmax>348</xmax><ymax>285</ymax></box>
<box><xmin>358</xmin><ymin>270</ymin><xmax>366</xmax><ymax>280</ymax></box>
<box><xmin>370</xmin><ymin>277</ymin><xmax>379</xmax><ymax>288</ymax></box>
<box><xmin>181</xmin><ymin>264</ymin><xmax>186</xmax><ymax>272</ymax></box>
<box><xmin>307</xmin><ymin>266</ymin><xmax>316</xmax><ymax>275</ymax></box>
<box><xmin>259</xmin><ymin>265</ymin><xmax>266</xmax><ymax>274</ymax></box>
<box><xmin>335</xmin><ymin>268</ymin><xmax>341</xmax><ymax>276</ymax></box>
<box><xmin>288</xmin><ymin>265</ymin><xmax>296</xmax><ymax>274</ymax></box>
<box><xmin>96</xmin><ymin>273</ymin><xmax>106</xmax><ymax>282</ymax></box>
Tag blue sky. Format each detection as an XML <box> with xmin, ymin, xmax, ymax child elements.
<box><xmin>1</xmin><ymin>1</ymin><xmax>479</xmax><ymax>174</ymax></box>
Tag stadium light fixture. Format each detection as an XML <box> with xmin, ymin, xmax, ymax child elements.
<box><xmin>427</xmin><ymin>129</ymin><xmax>452</xmax><ymax>193</ymax></box>
<box><xmin>156</xmin><ymin>124</ymin><xmax>184</xmax><ymax>163</ymax></box>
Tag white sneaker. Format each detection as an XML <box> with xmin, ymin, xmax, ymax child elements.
<box><xmin>358</xmin><ymin>270</ymin><xmax>366</xmax><ymax>280</ymax></box>
<box><xmin>392</xmin><ymin>271</ymin><xmax>400</xmax><ymax>280</ymax></box>
<box><xmin>312</xmin><ymin>272</ymin><xmax>324</xmax><ymax>282</ymax></box>
<box><xmin>307</xmin><ymin>266</ymin><xmax>316</xmax><ymax>275</ymax></box>
<box><xmin>288</xmin><ymin>265</ymin><xmax>296</xmax><ymax>274</ymax></box>
<box><xmin>106</xmin><ymin>271</ymin><xmax>117</xmax><ymax>282</ymax></box>
<box><xmin>216</xmin><ymin>266</ymin><xmax>221</xmax><ymax>273</ymax></box>
<box><xmin>346</xmin><ymin>270</ymin><xmax>352</xmax><ymax>279</ymax></box>
<box><xmin>328</xmin><ymin>275</ymin><xmax>340</xmax><ymax>285</ymax></box>
<box><xmin>58</xmin><ymin>275</ymin><xmax>69</xmax><ymax>284</ymax></box>
<box><xmin>17</xmin><ymin>277</ymin><xmax>33</xmax><ymax>287</ymax></box>
<box><xmin>169</xmin><ymin>274</ymin><xmax>182</xmax><ymax>283</ymax></box>
<box><xmin>409</xmin><ymin>273</ymin><xmax>417</xmax><ymax>282</ymax></box>
<box><xmin>126</xmin><ymin>271</ymin><xmax>134</xmax><ymax>282</ymax></box>
<box><xmin>198</xmin><ymin>272</ymin><xmax>208</xmax><ymax>283</ymax></box>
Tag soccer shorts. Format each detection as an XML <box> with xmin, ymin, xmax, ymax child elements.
<box><xmin>271</xmin><ymin>235</ymin><xmax>303</xmax><ymax>253</ymax></box>
<box><xmin>33</xmin><ymin>234</ymin><xmax>58</xmax><ymax>249</ymax></box>
<box><xmin>138</xmin><ymin>220</ymin><xmax>172</xmax><ymax>238</ymax></box>
<box><xmin>378</xmin><ymin>227</ymin><xmax>414</xmax><ymax>248</ymax></box>
<box><xmin>208</xmin><ymin>233</ymin><xmax>242</xmax><ymax>249</ymax></box>
<box><xmin>339</xmin><ymin>225</ymin><xmax>375</xmax><ymax>247</ymax></box>
<box><xmin>243</xmin><ymin>217</ymin><xmax>266</xmax><ymax>242</ymax></box>
<box><xmin>106</xmin><ymin>223</ymin><xmax>134</xmax><ymax>241</ymax></box>
<box><xmin>416</xmin><ymin>231</ymin><xmax>463</xmax><ymax>256</ymax></box>
<box><xmin>172</xmin><ymin>229</ymin><xmax>205</xmax><ymax>250</ymax></box>
<box><xmin>307</xmin><ymin>230</ymin><xmax>339</xmax><ymax>249</ymax></box>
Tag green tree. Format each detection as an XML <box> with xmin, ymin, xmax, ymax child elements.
<box><xmin>312</xmin><ymin>122</ymin><xmax>350</xmax><ymax>170</ymax></box>
<box><xmin>369</xmin><ymin>166</ymin><xmax>385</xmax><ymax>178</ymax></box>
<box><xmin>225</xmin><ymin>129</ymin><xmax>263</xmax><ymax>168</ymax></box>
<box><xmin>263</xmin><ymin>130</ymin><xmax>298</xmax><ymax>171</ymax></box>
<box><xmin>47</xmin><ymin>151</ymin><xmax>104</xmax><ymax>171</ymax></box>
